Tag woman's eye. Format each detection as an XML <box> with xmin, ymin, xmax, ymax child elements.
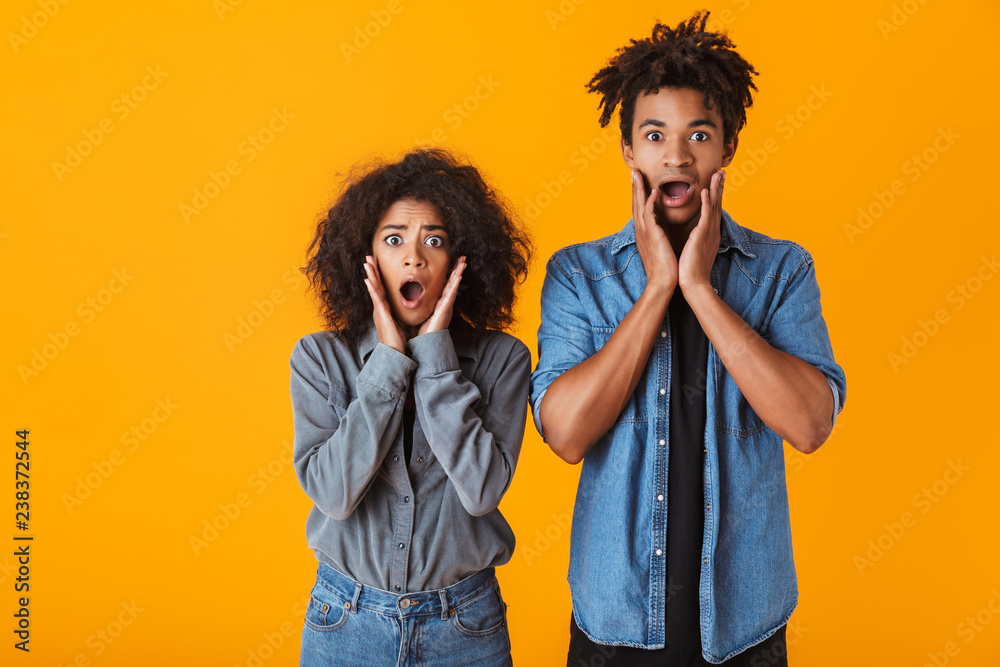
<box><xmin>425</xmin><ymin>236</ymin><xmax>446</xmax><ymax>248</ymax></box>
<box><xmin>691</xmin><ymin>131</ymin><xmax>709</xmax><ymax>141</ymax></box>
<box><xmin>647</xmin><ymin>131</ymin><xmax>663</xmax><ymax>141</ymax></box>
<box><xmin>385</xmin><ymin>234</ymin><xmax>403</xmax><ymax>246</ymax></box>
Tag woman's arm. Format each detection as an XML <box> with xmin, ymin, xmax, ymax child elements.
<box><xmin>410</xmin><ymin>330</ymin><xmax>531</xmax><ymax>516</ymax></box>
<box><xmin>290</xmin><ymin>335</ymin><xmax>413</xmax><ymax>520</ymax></box>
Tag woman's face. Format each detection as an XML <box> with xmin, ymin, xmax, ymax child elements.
<box><xmin>371</xmin><ymin>198</ymin><xmax>452</xmax><ymax>330</ymax></box>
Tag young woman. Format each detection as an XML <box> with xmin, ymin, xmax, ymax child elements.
<box><xmin>290</xmin><ymin>148</ymin><xmax>532</xmax><ymax>666</ymax></box>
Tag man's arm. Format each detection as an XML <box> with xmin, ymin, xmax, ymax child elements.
<box><xmin>539</xmin><ymin>170</ymin><xmax>676</xmax><ymax>464</ymax></box>
<box><xmin>679</xmin><ymin>174</ymin><xmax>837</xmax><ymax>453</ymax></box>
<box><xmin>684</xmin><ymin>284</ymin><xmax>834</xmax><ymax>452</ymax></box>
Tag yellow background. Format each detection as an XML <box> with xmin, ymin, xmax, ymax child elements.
<box><xmin>3</xmin><ymin>0</ymin><xmax>999</xmax><ymax>664</ymax></box>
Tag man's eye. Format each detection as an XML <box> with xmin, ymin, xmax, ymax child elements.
<box><xmin>647</xmin><ymin>131</ymin><xmax>663</xmax><ymax>141</ymax></box>
<box><xmin>385</xmin><ymin>234</ymin><xmax>403</xmax><ymax>246</ymax></box>
<box><xmin>425</xmin><ymin>236</ymin><xmax>445</xmax><ymax>248</ymax></box>
<box><xmin>691</xmin><ymin>131</ymin><xmax>709</xmax><ymax>141</ymax></box>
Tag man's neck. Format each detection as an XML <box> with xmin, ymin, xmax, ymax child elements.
<box><xmin>661</xmin><ymin>219</ymin><xmax>697</xmax><ymax>255</ymax></box>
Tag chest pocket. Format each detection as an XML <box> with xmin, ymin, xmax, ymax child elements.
<box><xmin>713</xmin><ymin>356</ymin><xmax>767</xmax><ymax>437</ymax></box>
<box><xmin>327</xmin><ymin>378</ymin><xmax>353</xmax><ymax>422</ymax></box>
<box><xmin>592</xmin><ymin>328</ymin><xmax>646</xmax><ymax>425</ymax></box>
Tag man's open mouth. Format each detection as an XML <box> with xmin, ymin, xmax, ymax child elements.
<box><xmin>660</xmin><ymin>181</ymin><xmax>691</xmax><ymax>199</ymax></box>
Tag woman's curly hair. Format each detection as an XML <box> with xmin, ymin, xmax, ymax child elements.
<box><xmin>305</xmin><ymin>148</ymin><xmax>532</xmax><ymax>348</ymax></box>
<box><xmin>587</xmin><ymin>10</ymin><xmax>759</xmax><ymax>145</ymax></box>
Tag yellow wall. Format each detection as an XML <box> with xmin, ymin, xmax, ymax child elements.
<box><xmin>3</xmin><ymin>1</ymin><xmax>999</xmax><ymax>664</ymax></box>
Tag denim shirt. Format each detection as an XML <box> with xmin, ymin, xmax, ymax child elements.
<box><xmin>290</xmin><ymin>327</ymin><xmax>531</xmax><ymax>593</ymax></box>
<box><xmin>530</xmin><ymin>211</ymin><xmax>846</xmax><ymax>662</ymax></box>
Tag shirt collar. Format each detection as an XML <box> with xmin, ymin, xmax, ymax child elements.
<box><xmin>358</xmin><ymin>324</ymin><xmax>480</xmax><ymax>362</ymax></box>
<box><xmin>611</xmin><ymin>210</ymin><xmax>755</xmax><ymax>259</ymax></box>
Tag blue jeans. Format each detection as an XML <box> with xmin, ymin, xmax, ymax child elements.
<box><xmin>300</xmin><ymin>563</ymin><xmax>512</xmax><ymax>667</ymax></box>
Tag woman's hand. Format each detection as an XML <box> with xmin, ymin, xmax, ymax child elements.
<box><xmin>418</xmin><ymin>256</ymin><xmax>466</xmax><ymax>336</ymax></box>
<box><xmin>363</xmin><ymin>255</ymin><xmax>406</xmax><ymax>353</ymax></box>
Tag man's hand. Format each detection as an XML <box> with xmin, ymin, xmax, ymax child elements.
<box><xmin>363</xmin><ymin>255</ymin><xmax>406</xmax><ymax>353</ymax></box>
<box><xmin>417</xmin><ymin>256</ymin><xmax>466</xmax><ymax>336</ymax></box>
<box><xmin>632</xmin><ymin>169</ymin><xmax>677</xmax><ymax>295</ymax></box>
<box><xmin>679</xmin><ymin>169</ymin><xmax>724</xmax><ymax>293</ymax></box>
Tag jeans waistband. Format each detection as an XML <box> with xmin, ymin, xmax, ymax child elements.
<box><xmin>314</xmin><ymin>562</ymin><xmax>497</xmax><ymax>620</ymax></box>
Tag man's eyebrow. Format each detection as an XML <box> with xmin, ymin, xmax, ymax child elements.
<box><xmin>637</xmin><ymin>119</ymin><xmax>666</xmax><ymax>129</ymax></box>
<box><xmin>636</xmin><ymin>118</ymin><xmax>719</xmax><ymax>130</ymax></box>
<box><xmin>688</xmin><ymin>118</ymin><xmax>718</xmax><ymax>129</ymax></box>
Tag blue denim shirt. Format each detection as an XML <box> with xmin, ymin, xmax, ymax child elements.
<box><xmin>530</xmin><ymin>211</ymin><xmax>846</xmax><ymax>662</ymax></box>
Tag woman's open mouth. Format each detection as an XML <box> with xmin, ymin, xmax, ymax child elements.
<box><xmin>399</xmin><ymin>278</ymin><xmax>425</xmax><ymax>308</ymax></box>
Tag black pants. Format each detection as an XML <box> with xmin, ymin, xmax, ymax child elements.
<box><xmin>567</xmin><ymin>614</ymin><xmax>789</xmax><ymax>667</ymax></box>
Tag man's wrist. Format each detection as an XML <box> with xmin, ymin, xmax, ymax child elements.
<box><xmin>680</xmin><ymin>280</ymin><xmax>717</xmax><ymax>305</ymax></box>
<box><xmin>641</xmin><ymin>279</ymin><xmax>675</xmax><ymax>305</ymax></box>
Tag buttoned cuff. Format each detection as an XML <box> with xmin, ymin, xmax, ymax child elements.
<box><xmin>357</xmin><ymin>342</ymin><xmax>416</xmax><ymax>399</ymax></box>
<box><xmin>409</xmin><ymin>330</ymin><xmax>460</xmax><ymax>377</ymax></box>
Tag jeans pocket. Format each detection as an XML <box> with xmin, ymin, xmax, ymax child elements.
<box><xmin>303</xmin><ymin>583</ymin><xmax>350</xmax><ymax>632</ymax></box>
<box><xmin>450</xmin><ymin>584</ymin><xmax>506</xmax><ymax>638</ymax></box>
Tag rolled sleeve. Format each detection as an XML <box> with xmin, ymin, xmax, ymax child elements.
<box><xmin>763</xmin><ymin>259</ymin><xmax>847</xmax><ymax>423</ymax></box>
<box><xmin>530</xmin><ymin>255</ymin><xmax>597</xmax><ymax>439</ymax></box>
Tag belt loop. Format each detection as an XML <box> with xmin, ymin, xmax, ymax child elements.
<box><xmin>350</xmin><ymin>583</ymin><xmax>362</xmax><ymax>614</ymax></box>
<box><xmin>439</xmin><ymin>590</ymin><xmax>449</xmax><ymax>621</ymax></box>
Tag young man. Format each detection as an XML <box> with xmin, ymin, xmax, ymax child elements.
<box><xmin>530</xmin><ymin>12</ymin><xmax>846</xmax><ymax>665</ymax></box>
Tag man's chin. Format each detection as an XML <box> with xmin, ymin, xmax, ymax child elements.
<box><xmin>654</xmin><ymin>206</ymin><xmax>700</xmax><ymax>230</ymax></box>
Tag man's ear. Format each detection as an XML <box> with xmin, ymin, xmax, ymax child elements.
<box><xmin>721</xmin><ymin>134</ymin><xmax>738</xmax><ymax>168</ymax></box>
<box><xmin>621</xmin><ymin>137</ymin><xmax>635</xmax><ymax>168</ymax></box>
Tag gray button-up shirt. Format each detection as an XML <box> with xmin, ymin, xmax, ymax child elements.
<box><xmin>290</xmin><ymin>326</ymin><xmax>531</xmax><ymax>593</ymax></box>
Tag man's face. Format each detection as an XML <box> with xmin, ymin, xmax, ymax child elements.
<box><xmin>371</xmin><ymin>198</ymin><xmax>451</xmax><ymax>330</ymax></box>
<box><xmin>621</xmin><ymin>87</ymin><xmax>737</xmax><ymax>232</ymax></box>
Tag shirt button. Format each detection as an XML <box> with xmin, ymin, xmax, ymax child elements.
<box><xmin>398</xmin><ymin>542</ymin><xmax>405</xmax><ymax>549</ymax></box>
<box><xmin>394</xmin><ymin>585</ymin><xmax>401</xmax><ymax>592</ymax></box>
<box><xmin>656</xmin><ymin>549</ymin><xmax>663</xmax><ymax>556</ymax></box>
<box><xmin>659</xmin><ymin>388</ymin><xmax>666</xmax><ymax>396</ymax></box>
<box><xmin>417</xmin><ymin>456</ymin><xmax>424</xmax><ymax>463</ymax></box>
<box><xmin>657</xmin><ymin>494</ymin><xmax>664</xmax><ymax>501</ymax></box>
<box><xmin>403</xmin><ymin>496</ymin><xmax>410</xmax><ymax>503</ymax></box>
<box><xmin>392</xmin><ymin>455</ymin><xmax>399</xmax><ymax>462</ymax></box>
<box><xmin>660</xmin><ymin>331</ymin><xmax>667</xmax><ymax>338</ymax></box>
<box><xmin>659</xmin><ymin>439</ymin><xmax>666</xmax><ymax>446</ymax></box>
<box><xmin>713</xmin><ymin>288</ymin><xmax>719</xmax><ymax>295</ymax></box>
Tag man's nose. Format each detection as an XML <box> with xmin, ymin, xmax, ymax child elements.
<box><xmin>662</xmin><ymin>137</ymin><xmax>693</xmax><ymax>167</ymax></box>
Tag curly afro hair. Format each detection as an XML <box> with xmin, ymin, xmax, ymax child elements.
<box><xmin>305</xmin><ymin>148</ymin><xmax>532</xmax><ymax>348</ymax></box>
<box><xmin>587</xmin><ymin>10</ymin><xmax>759</xmax><ymax>145</ymax></box>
